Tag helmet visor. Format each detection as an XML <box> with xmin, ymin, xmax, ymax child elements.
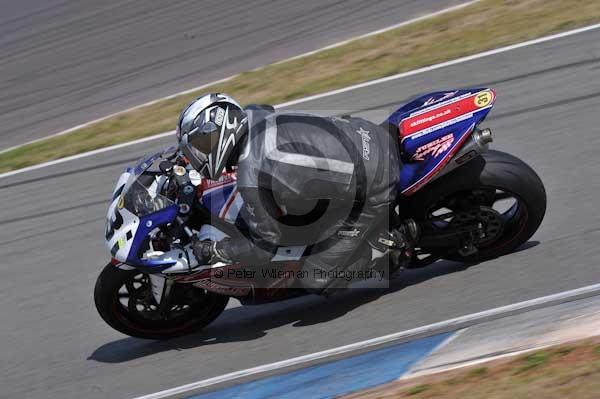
<box><xmin>179</xmin><ymin>124</ymin><xmax>219</xmax><ymax>172</ymax></box>
<box><xmin>189</xmin><ymin>121</ymin><xmax>219</xmax><ymax>153</ymax></box>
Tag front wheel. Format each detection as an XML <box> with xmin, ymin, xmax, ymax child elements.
<box><xmin>94</xmin><ymin>264</ymin><xmax>229</xmax><ymax>339</ymax></box>
<box><xmin>406</xmin><ymin>150</ymin><xmax>547</xmax><ymax>262</ymax></box>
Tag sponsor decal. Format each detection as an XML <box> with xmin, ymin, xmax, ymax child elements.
<box><xmin>356</xmin><ymin>127</ymin><xmax>371</xmax><ymax>161</ymax></box>
<box><xmin>193</xmin><ymin>277</ymin><xmax>251</xmax><ymax>296</ymax></box>
<box><xmin>214</xmin><ymin>107</ymin><xmax>225</xmax><ymax>126</ymax></box>
<box><xmin>411</xmin><ymin>133</ymin><xmax>455</xmax><ymax>161</ymax></box>
<box><xmin>200</xmin><ymin>172</ymin><xmax>236</xmax><ymax>191</ymax></box>
<box><xmin>400</xmin><ymin>90</ymin><xmax>495</xmax><ymax>139</ymax></box>
<box><xmin>409</xmin><ymin>109</ymin><xmax>452</xmax><ymax>129</ymax></box>
<box><xmin>330</xmin><ymin>116</ymin><xmax>351</xmax><ymax>123</ymax></box>
<box><xmin>117</xmin><ymin>237</ymin><xmax>126</xmax><ymax>250</ymax></box>
<box><xmin>402</xmin><ymin>123</ymin><xmax>476</xmax><ymax>196</ymax></box>
<box><xmin>337</xmin><ymin>228</ymin><xmax>361</xmax><ymax>238</ymax></box>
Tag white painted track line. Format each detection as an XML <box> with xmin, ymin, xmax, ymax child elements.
<box><xmin>0</xmin><ymin>1</ymin><xmax>480</xmax><ymax>156</ymax></box>
<box><xmin>0</xmin><ymin>132</ymin><xmax>175</xmax><ymax>179</ymax></box>
<box><xmin>270</xmin><ymin>0</ymin><xmax>482</xmax><ymax>65</ymax></box>
<box><xmin>2</xmin><ymin>23</ymin><xmax>600</xmax><ymax>181</ymax></box>
<box><xmin>132</xmin><ymin>283</ymin><xmax>600</xmax><ymax>399</ymax></box>
<box><xmin>276</xmin><ymin>22</ymin><xmax>600</xmax><ymax>108</ymax></box>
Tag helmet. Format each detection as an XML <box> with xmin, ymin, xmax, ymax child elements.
<box><xmin>177</xmin><ymin>93</ymin><xmax>247</xmax><ymax>180</ymax></box>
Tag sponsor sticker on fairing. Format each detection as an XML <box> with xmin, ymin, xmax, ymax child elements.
<box><xmin>411</xmin><ymin>133</ymin><xmax>455</xmax><ymax>161</ymax></box>
<box><xmin>400</xmin><ymin>90</ymin><xmax>495</xmax><ymax>139</ymax></box>
<box><xmin>409</xmin><ymin>109</ymin><xmax>452</xmax><ymax>129</ymax></box>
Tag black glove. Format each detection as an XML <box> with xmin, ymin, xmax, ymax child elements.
<box><xmin>192</xmin><ymin>239</ymin><xmax>230</xmax><ymax>265</ymax></box>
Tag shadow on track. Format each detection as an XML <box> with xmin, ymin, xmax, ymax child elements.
<box><xmin>88</xmin><ymin>241</ymin><xmax>539</xmax><ymax>364</ymax></box>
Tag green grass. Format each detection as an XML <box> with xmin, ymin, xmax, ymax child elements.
<box><xmin>514</xmin><ymin>351</ymin><xmax>550</xmax><ymax>374</ymax></box>
<box><xmin>467</xmin><ymin>366</ymin><xmax>488</xmax><ymax>377</ymax></box>
<box><xmin>407</xmin><ymin>384</ymin><xmax>431</xmax><ymax>395</ymax></box>
<box><xmin>353</xmin><ymin>339</ymin><xmax>600</xmax><ymax>399</ymax></box>
<box><xmin>2</xmin><ymin>0</ymin><xmax>600</xmax><ymax>173</ymax></box>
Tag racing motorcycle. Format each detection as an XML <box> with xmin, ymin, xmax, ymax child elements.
<box><xmin>94</xmin><ymin>88</ymin><xmax>546</xmax><ymax>339</ymax></box>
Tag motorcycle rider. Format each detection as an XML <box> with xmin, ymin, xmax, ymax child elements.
<box><xmin>177</xmin><ymin>93</ymin><xmax>408</xmax><ymax>295</ymax></box>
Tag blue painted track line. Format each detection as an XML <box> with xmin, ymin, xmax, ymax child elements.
<box><xmin>187</xmin><ymin>332</ymin><xmax>453</xmax><ymax>399</ymax></box>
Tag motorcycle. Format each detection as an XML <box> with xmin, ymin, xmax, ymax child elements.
<box><xmin>94</xmin><ymin>88</ymin><xmax>546</xmax><ymax>339</ymax></box>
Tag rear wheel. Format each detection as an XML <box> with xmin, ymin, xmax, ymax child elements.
<box><xmin>406</xmin><ymin>150</ymin><xmax>546</xmax><ymax>262</ymax></box>
<box><xmin>94</xmin><ymin>264</ymin><xmax>228</xmax><ymax>339</ymax></box>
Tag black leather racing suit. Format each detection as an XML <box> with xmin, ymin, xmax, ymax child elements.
<box><xmin>215</xmin><ymin>105</ymin><xmax>401</xmax><ymax>292</ymax></box>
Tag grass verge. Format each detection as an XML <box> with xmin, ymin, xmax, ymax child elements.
<box><xmin>2</xmin><ymin>0</ymin><xmax>600</xmax><ymax>173</ymax></box>
<box><xmin>348</xmin><ymin>337</ymin><xmax>600</xmax><ymax>399</ymax></box>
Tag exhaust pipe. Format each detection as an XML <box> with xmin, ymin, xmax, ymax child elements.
<box><xmin>473</xmin><ymin>127</ymin><xmax>493</xmax><ymax>149</ymax></box>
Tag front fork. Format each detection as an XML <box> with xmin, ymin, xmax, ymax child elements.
<box><xmin>152</xmin><ymin>276</ymin><xmax>175</xmax><ymax>315</ymax></box>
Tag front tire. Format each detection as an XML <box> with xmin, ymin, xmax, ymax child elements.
<box><xmin>406</xmin><ymin>150</ymin><xmax>546</xmax><ymax>262</ymax></box>
<box><xmin>94</xmin><ymin>264</ymin><xmax>229</xmax><ymax>339</ymax></box>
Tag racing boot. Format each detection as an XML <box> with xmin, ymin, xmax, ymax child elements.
<box><xmin>370</xmin><ymin>219</ymin><xmax>420</xmax><ymax>277</ymax></box>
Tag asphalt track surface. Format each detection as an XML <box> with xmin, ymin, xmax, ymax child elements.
<box><xmin>1</xmin><ymin>28</ymin><xmax>600</xmax><ymax>399</ymax></box>
<box><xmin>0</xmin><ymin>0</ymin><xmax>467</xmax><ymax>150</ymax></box>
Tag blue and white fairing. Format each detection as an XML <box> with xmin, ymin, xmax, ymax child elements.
<box><xmin>105</xmin><ymin>150</ymin><xmax>182</xmax><ymax>270</ymax></box>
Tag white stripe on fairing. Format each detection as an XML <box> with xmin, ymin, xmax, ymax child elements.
<box><xmin>407</xmin><ymin>92</ymin><xmax>477</xmax><ymax>118</ymax></box>
<box><xmin>3</xmin><ymin>22</ymin><xmax>600</xmax><ymax>180</ymax></box>
<box><xmin>131</xmin><ymin>282</ymin><xmax>600</xmax><ymax>399</ymax></box>
<box><xmin>218</xmin><ymin>189</ymin><xmax>238</xmax><ymax>219</ymax></box>
<box><xmin>225</xmin><ymin>192</ymin><xmax>244</xmax><ymax>221</ymax></box>
<box><xmin>402</xmin><ymin>112</ymin><xmax>479</xmax><ymax>142</ymax></box>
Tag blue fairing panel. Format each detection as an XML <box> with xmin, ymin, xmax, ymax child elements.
<box><xmin>385</xmin><ymin>88</ymin><xmax>496</xmax><ymax>195</ymax></box>
<box><xmin>127</xmin><ymin>204</ymin><xmax>179</xmax><ymax>269</ymax></box>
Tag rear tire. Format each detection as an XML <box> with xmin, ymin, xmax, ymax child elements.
<box><xmin>406</xmin><ymin>150</ymin><xmax>546</xmax><ymax>262</ymax></box>
<box><xmin>94</xmin><ymin>264</ymin><xmax>229</xmax><ymax>340</ymax></box>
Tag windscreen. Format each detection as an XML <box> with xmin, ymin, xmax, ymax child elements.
<box><xmin>122</xmin><ymin>178</ymin><xmax>174</xmax><ymax>217</ymax></box>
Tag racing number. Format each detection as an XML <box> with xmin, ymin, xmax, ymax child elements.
<box><xmin>474</xmin><ymin>91</ymin><xmax>493</xmax><ymax>108</ymax></box>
